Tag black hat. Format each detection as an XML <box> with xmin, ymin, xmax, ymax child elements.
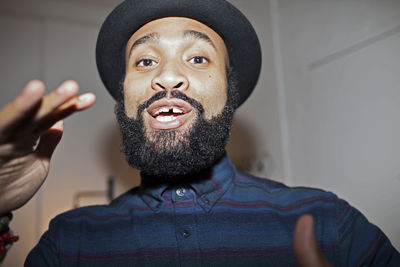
<box><xmin>96</xmin><ymin>0</ymin><xmax>262</xmax><ymax>107</ymax></box>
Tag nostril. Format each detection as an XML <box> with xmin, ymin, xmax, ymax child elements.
<box><xmin>156</xmin><ymin>83</ymin><xmax>165</xmax><ymax>89</ymax></box>
<box><xmin>174</xmin><ymin>82</ymin><xmax>183</xmax><ymax>89</ymax></box>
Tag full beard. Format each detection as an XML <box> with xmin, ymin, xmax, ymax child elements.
<box><xmin>115</xmin><ymin>69</ymin><xmax>238</xmax><ymax>178</ymax></box>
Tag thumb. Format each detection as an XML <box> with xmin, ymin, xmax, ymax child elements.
<box><xmin>293</xmin><ymin>214</ymin><xmax>333</xmax><ymax>267</ymax></box>
<box><xmin>35</xmin><ymin>120</ymin><xmax>64</xmax><ymax>161</ymax></box>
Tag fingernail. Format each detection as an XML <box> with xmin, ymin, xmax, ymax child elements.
<box><xmin>53</xmin><ymin>120</ymin><xmax>64</xmax><ymax>129</ymax></box>
<box><xmin>58</xmin><ymin>81</ymin><xmax>77</xmax><ymax>94</ymax></box>
<box><xmin>25</xmin><ymin>80</ymin><xmax>44</xmax><ymax>94</ymax></box>
<box><xmin>78</xmin><ymin>93</ymin><xmax>95</xmax><ymax>103</ymax></box>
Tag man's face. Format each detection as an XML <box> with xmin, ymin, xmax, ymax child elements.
<box><xmin>124</xmin><ymin>17</ymin><xmax>229</xmax><ymax>132</ymax></box>
<box><xmin>117</xmin><ymin>17</ymin><xmax>237</xmax><ymax>177</ymax></box>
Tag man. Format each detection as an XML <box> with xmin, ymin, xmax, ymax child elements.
<box><xmin>0</xmin><ymin>0</ymin><xmax>398</xmax><ymax>266</ymax></box>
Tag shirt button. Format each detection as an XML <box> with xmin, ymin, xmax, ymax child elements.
<box><xmin>182</xmin><ymin>230</ymin><xmax>190</xmax><ymax>238</ymax></box>
<box><xmin>176</xmin><ymin>188</ymin><xmax>186</xmax><ymax>197</ymax></box>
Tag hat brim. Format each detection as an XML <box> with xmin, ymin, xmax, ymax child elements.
<box><xmin>96</xmin><ymin>0</ymin><xmax>262</xmax><ymax>107</ymax></box>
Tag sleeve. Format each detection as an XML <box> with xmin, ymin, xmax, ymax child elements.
<box><xmin>24</xmin><ymin>219</ymin><xmax>60</xmax><ymax>267</ymax></box>
<box><xmin>335</xmin><ymin>198</ymin><xmax>400</xmax><ymax>266</ymax></box>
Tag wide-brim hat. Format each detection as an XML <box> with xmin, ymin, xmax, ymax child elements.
<box><xmin>96</xmin><ymin>0</ymin><xmax>262</xmax><ymax>107</ymax></box>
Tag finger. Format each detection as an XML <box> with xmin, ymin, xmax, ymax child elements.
<box><xmin>75</xmin><ymin>93</ymin><xmax>96</xmax><ymax>110</ymax></box>
<box><xmin>35</xmin><ymin>120</ymin><xmax>64</xmax><ymax>165</ymax></box>
<box><xmin>32</xmin><ymin>93</ymin><xmax>95</xmax><ymax>135</ymax></box>
<box><xmin>58</xmin><ymin>92</ymin><xmax>96</xmax><ymax>111</ymax></box>
<box><xmin>0</xmin><ymin>143</ymin><xmax>15</xmax><ymax>158</ymax></box>
<box><xmin>293</xmin><ymin>215</ymin><xmax>333</xmax><ymax>267</ymax></box>
<box><xmin>34</xmin><ymin>80</ymin><xmax>79</xmax><ymax>120</ymax></box>
<box><xmin>0</xmin><ymin>80</ymin><xmax>45</xmax><ymax>139</ymax></box>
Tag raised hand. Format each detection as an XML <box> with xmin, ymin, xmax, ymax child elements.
<box><xmin>293</xmin><ymin>215</ymin><xmax>334</xmax><ymax>267</ymax></box>
<box><xmin>0</xmin><ymin>80</ymin><xmax>95</xmax><ymax>214</ymax></box>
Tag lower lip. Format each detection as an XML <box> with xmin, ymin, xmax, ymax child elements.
<box><xmin>148</xmin><ymin>112</ymin><xmax>193</xmax><ymax>130</ymax></box>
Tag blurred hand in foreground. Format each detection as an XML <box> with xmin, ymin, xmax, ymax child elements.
<box><xmin>0</xmin><ymin>80</ymin><xmax>95</xmax><ymax>214</ymax></box>
<box><xmin>294</xmin><ymin>214</ymin><xmax>334</xmax><ymax>267</ymax></box>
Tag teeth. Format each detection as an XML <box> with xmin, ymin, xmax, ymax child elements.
<box><xmin>172</xmin><ymin>108</ymin><xmax>183</xmax><ymax>114</ymax></box>
<box><xmin>155</xmin><ymin>107</ymin><xmax>170</xmax><ymax>116</ymax></box>
<box><xmin>156</xmin><ymin>116</ymin><xmax>178</xmax><ymax>122</ymax></box>
<box><xmin>154</xmin><ymin>107</ymin><xmax>184</xmax><ymax>116</ymax></box>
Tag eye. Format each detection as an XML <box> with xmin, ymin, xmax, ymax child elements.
<box><xmin>189</xmin><ymin>56</ymin><xmax>209</xmax><ymax>65</ymax></box>
<box><xmin>136</xmin><ymin>59</ymin><xmax>157</xmax><ymax>67</ymax></box>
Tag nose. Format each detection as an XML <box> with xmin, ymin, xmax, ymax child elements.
<box><xmin>151</xmin><ymin>64</ymin><xmax>189</xmax><ymax>92</ymax></box>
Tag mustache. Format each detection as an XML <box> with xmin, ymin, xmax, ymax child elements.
<box><xmin>137</xmin><ymin>90</ymin><xmax>205</xmax><ymax>116</ymax></box>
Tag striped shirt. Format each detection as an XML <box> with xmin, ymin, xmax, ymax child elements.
<box><xmin>26</xmin><ymin>155</ymin><xmax>399</xmax><ymax>266</ymax></box>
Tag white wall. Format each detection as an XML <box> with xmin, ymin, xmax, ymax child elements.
<box><xmin>0</xmin><ymin>0</ymin><xmax>399</xmax><ymax>265</ymax></box>
<box><xmin>272</xmin><ymin>0</ymin><xmax>400</xmax><ymax>250</ymax></box>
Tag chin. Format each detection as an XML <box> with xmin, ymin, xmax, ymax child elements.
<box><xmin>144</xmin><ymin>116</ymin><xmax>198</xmax><ymax>149</ymax></box>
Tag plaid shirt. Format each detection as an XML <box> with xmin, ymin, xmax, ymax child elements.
<box><xmin>26</xmin><ymin>155</ymin><xmax>399</xmax><ymax>266</ymax></box>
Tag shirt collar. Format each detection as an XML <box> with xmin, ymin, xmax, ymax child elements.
<box><xmin>139</xmin><ymin>154</ymin><xmax>236</xmax><ymax>213</ymax></box>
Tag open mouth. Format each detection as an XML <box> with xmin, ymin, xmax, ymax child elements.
<box><xmin>152</xmin><ymin>107</ymin><xmax>185</xmax><ymax>122</ymax></box>
<box><xmin>147</xmin><ymin>99</ymin><xmax>194</xmax><ymax>130</ymax></box>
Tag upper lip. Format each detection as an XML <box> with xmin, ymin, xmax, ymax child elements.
<box><xmin>147</xmin><ymin>98</ymin><xmax>193</xmax><ymax>117</ymax></box>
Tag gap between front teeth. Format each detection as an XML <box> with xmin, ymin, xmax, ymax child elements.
<box><xmin>156</xmin><ymin>116</ymin><xmax>178</xmax><ymax>122</ymax></box>
<box><xmin>154</xmin><ymin>107</ymin><xmax>183</xmax><ymax>116</ymax></box>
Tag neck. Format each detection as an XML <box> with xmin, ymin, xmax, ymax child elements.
<box><xmin>141</xmin><ymin>165</ymin><xmax>212</xmax><ymax>186</ymax></box>
<box><xmin>140</xmin><ymin>153</ymin><xmax>226</xmax><ymax>187</ymax></box>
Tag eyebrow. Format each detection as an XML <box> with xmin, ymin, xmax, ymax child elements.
<box><xmin>184</xmin><ymin>30</ymin><xmax>216</xmax><ymax>50</ymax></box>
<box><xmin>128</xmin><ymin>32</ymin><xmax>160</xmax><ymax>56</ymax></box>
<box><xmin>128</xmin><ymin>30</ymin><xmax>216</xmax><ymax>57</ymax></box>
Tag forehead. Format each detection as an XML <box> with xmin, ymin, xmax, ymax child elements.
<box><xmin>125</xmin><ymin>17</ymin><xmax>228</xmax><ymax>60</ymax></box>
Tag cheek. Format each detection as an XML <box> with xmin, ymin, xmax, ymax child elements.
<box><xmin>191</xmin><ymin>74</ymin><xmax>227</xmax><ymax>119</ymax></box>
<box><xmin>123</xmin><ymin>73</ymin><xmax>152</xmax><ymax>118</ymax></box>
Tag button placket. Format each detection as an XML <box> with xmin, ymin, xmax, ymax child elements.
<box><xmin>173</xmin><ymin>188</ymin><xmax>201</xmax><ymax>264</ymax></box>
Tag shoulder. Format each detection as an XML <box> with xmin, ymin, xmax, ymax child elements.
<box><xmin>49</xmin><ymin>186</ymin><xmax>141</xmax><ymax>231</ymax></box>
<box><xmin>231</xmin><ymin>171</ymin><xmax>379</xmax><ymax>231</ymax></box>
<box><xmin>232</xmin><ymin>172</ymin><xmax>400</xmax><ymax>265</ymax></box>
<box><xmin>231</xmin><ymin>171</ymin><xmax>339</xmax><ymax>210</ymax></box>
